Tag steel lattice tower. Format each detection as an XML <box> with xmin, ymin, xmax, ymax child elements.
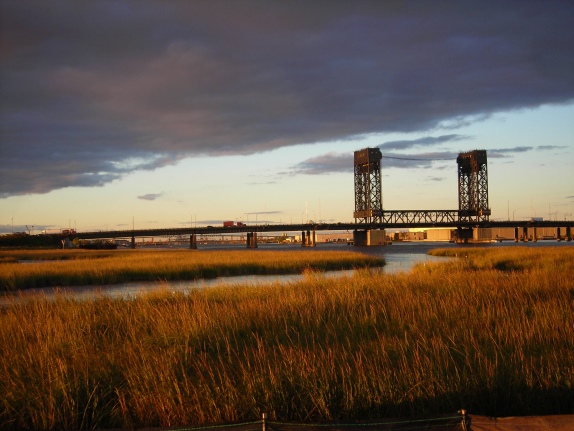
<box><xmin>353</xmin><ymin>148</ymin><xmax>383</xmax><ymax>224</ymax></box>
<box><xmin>457</xmin><ymin>150</ymin><xmax>491</xmax><ymax>222</ymax></box>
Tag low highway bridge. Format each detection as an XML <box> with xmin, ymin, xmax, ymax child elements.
<box><xmin>73</xmin><ymin>216</ymin><xmax>573</xmax><ymax>248</ymax></box>
<box><xmin>71</xmin><ymin>148</ymin><xmax>573</xmax><ymax>248</ymax></box>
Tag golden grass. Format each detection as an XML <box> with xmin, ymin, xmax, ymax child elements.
<box><xmin>0</xmin><ymin>246</ymin><xmax>573</xmax><ymax>429</ymax></box>
<box><xmin>0</xmin><ymin>249</ymin><xmax>384</xmax><ymax>291</ymax></box>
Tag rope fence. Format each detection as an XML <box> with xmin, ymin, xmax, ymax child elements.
<box><xmin>161</xmin><ymin>411</ymin><xmax>467</xmax><ymax>431</ymax></box>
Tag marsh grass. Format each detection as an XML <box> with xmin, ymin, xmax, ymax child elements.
<box><xmin>0</xmin><ymin>250</ymin><xmax>383</xmax><ymax>291</ymax></box>
<box><xmin>0</xmin><ymin>247</ymin><xmax>573</xmax><ymax>429</ymax></box>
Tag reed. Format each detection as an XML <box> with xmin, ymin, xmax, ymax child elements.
<box><xmin>0</xmin><ymin>250</ymin><xmax>384</xmax><ymax>291</ymax></box>
<box><xmin>0</xmin><ymin>247</ymin><xmax>572</xmax><ymax>429</ymax></box>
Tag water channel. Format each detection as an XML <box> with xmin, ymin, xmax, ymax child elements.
<box><xmin>2</xmin><ymin>240</ymin><xmax>572</xmax><ymax>304</ymax></box>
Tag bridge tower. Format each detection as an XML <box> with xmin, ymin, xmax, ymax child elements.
<box><xmin>457</xmin><ymin>150</ymin><xmax>491</xmax><ymax>222</ymax></box>
<box><xmin>353</xmin><ymin>148</ymin><xmax>383</xmax><ymax>224</ymax></box>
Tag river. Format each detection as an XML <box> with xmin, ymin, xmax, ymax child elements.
<box><xmin>2</xmin><ymin>240</ymin><xmax>572</xmax><ymax>304</ymax></box>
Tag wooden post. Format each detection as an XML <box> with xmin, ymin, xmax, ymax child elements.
<box><xmin>262</xmin><ymin>413</ymin><xmax>267</xmax><ymax>431</ymax></box>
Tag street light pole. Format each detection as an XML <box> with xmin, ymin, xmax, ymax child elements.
<box><xmin>513</xmin><ymin>210</ymin><xmax>517</xmax><ymax>221</ymax></box>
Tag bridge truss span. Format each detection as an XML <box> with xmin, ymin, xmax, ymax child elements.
<box><xmin>381</xmin><ymin>210</ymin><xmax>459</xmax><ymax>224</ymax></box>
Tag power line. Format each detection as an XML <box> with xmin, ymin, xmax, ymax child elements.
<box><xmin>381</xmin><ymin>155</ymin><xmax>454</xmax><ymax>161</ymax></box>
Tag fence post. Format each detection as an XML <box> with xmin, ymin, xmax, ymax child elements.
<box><xmin>262</xmin><ymin>413</ymin><xmax>267</xmax><ymax>431</ymax></box>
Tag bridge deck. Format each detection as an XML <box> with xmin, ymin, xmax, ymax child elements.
<box><xmin>73</xmin><ymin>210</ymin><xmax>574</xmax><ymax>240</ymax></box>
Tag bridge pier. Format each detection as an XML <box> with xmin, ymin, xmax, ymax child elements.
<box><xmin>514</xmin><ymin>227</ymin><xmax>519</xmax><ymax>242</ymax></box>
<box><xmin>455</xmin><ymin>227</ymin><xmax>473</xmax><ymax>244</ymax></box>
<box><xmin>246</xmin><ymin>232</ymin><xmax>258</xmax><ymax>248</ymax></box>
<box><xmin>567</xmin><ymin>226</ymin><xmax>571</xmax><ymax>241</ymax></box>
<box><xmin>190</xmin><ymin>234</ymin><xmax>197</xmax><ymax>249</ymax></box>
<box><xmin>557</xmin><ymin>227</ymin><xmax>561</xmax><ymax>242</ymax></box>
<box><xmin>131</xmin><ymin>235</ymin><xmax>135</xmax><ymax>249</ymax></box>
<box><xmin>532</xmin><ymin>227</ymin><xmax>537</xmax><ymax>242</ymax></box>
<box><xmin>522</xmin><ymin>226</ymin><xmax>528</xmax><ymax>242</ymax></box>
<box><xmin>353</xmin><ymin>229</ymin><xmax>386</xmax><ymax>246</ymax></box>
<box><xmin>302</xmin><ymin>230</ymin><xmax>316</xmax><ymax>247</ymax></box>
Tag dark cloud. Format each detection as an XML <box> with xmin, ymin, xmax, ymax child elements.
<box><xmin>379</xmin><ymin>134</ymin><xmax>469</xmax><ymax>150</ymax></box>
<box><xmin>537</xmin><ymin>145</ymin><xmax>567</xmax><ymax>150</ymax></box>
<box><xmin>288</xmin><ymin>150</ymin><xmax>459</xmax><ymax>175</ymax></box>
<box><xmin>287</xmin><ymin>152</ymin><xmax>353</xmax><ymax>175</ymax></box>
<box><xmin>489</xmin><ymin>146</ymin><xmax>533</xmax><ymax>158</ymax></box>
<box><xmin>491</xmin><ymin>146</ymin><xmax>533</xmax><ymax>153</ymax></box>
<box><xmin>137</xmin><ymin>192</ymin><xmax>165</xmax><ymax>201</ymax></box>
<box><xmin>1</xmin><ymin>1</ymin><xmax>573</xmax><ymax>197</ymax></box>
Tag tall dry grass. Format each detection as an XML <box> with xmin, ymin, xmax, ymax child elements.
<box><xmin>0</xmin><ymin>247</ymin><xmax>573</xmax><ymax>429</ymax></box>
<box><xmin>0</xmin><ymin>250</ymin><xmax>383</xmax><ymax>291</ymax></box>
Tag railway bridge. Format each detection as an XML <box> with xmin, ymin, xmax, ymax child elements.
<box><xmin>73</xmin><ymin>149</ymin><xmax>573</xmax><ymax>248</ymax></box>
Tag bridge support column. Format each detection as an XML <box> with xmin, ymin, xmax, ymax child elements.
<box><xmin>353</xmin><ymin>229</ymin><xmax>385</xmax><ymax>246</ymax></box>
<box><xmin>247</xmin><ymin>232</ymin><xmax>258</xmax><ymax>248</ymax></box>
<box><xmin>303</xmin><ymin>230</ymin><xmax>316</xmax><ymax>247</ymax></box>
<box><xmin>514</xmin><ymin>227</ymin><xmax>519</xmax><ymax>242</ymax></box>
<box><xmin>522</xmin><ymin>226</ymin><xmax>528</xmax><ymax>242</ymax></box>
<box><xmin>532</xmin><ymin>227</ymin><xmax>537</xmax><ymax>242</ymax></box>
<box><xmin>557</xmin><ymin>227</ymin><xmax>561</xmax><ymax>242</ymax></box>
<box><xmin>190</xmin><ymin>234</ymin><xmax>197</xmax><ymax>249</ymax></box>
<box><xmin>131</xmin><ymin>235</ymin><xmax>135</xmax><ymax>249</ymax></box>
<box><xmin>567</xmin><ymin>226</ymin><xmax>571</xmax><ymax>241</ymax></box>
<box><xmin>455</xmin><ymin>228</ymin><xmax>473</xmax><ymax>244</ymax></box>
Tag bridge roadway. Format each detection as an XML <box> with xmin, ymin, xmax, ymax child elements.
<box><xmin>74</xmin><ymin>217</ymin><xmax>574</xmax><ymax>241</ymax></box>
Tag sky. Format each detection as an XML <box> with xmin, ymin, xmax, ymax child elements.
<box><xmin>1</xmin><ymin>0</ymin><xmax>573</xmax><ymax>234</ymax></box>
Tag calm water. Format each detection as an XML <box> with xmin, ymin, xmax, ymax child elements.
<box><xmin>3</xmin><ymin>240</ymin><xmax>572</xmax><ymax>304</ymax></box>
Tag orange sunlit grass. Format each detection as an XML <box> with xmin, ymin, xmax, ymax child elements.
<box><xmin>0</xmin><ymin>247</ymin><xmax>573</xmax><ymax>429</ymax></box>
<box><xmin>0</xmin><ymin>249</ymin><xmax>384</xmax><ymax>291</ymax></box>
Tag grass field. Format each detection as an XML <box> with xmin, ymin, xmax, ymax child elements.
<box><xmin>0</xmin><ymin>246</ymin><xmax>573</xmax><ymax>429</ymax></box>
<box><xmin>0</xmin><ymin>249</ymin><xmax>384</xmax><ymax>291</ymax></box>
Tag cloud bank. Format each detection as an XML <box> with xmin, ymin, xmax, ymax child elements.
<box><xmin>1</xmin><ymin>1</ymin><xmax>573</xmax><ymax>197</ymax></box>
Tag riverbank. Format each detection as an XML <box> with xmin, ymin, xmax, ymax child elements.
<box><xmin>0</xmin><ymin>249</ymin><xmax>384</xmax><ymax>291</ymax></box>
<box><xmin>1</xmin><ymin>246</ymin><xmax>572</xmax><ymax>429</ymax></box>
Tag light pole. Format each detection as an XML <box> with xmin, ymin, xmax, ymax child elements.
<box><xmin>513</xmin><ymin>210</ymin><xmax>517</xmax><ymax>221</ymax></box>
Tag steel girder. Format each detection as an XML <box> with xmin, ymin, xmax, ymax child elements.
<box><xmin>380</xmin><ymin>210</ymin><xmax>459</xmax><ymax>224</ymax></box>
<box><xmin>457</xmin><ymin>150</ymin><xmax>490</xmax><ymax>223</ymax></box>
<box><xmin>353</xmin><ymin>148</ymin><xmax>383</xmax><ymax>224</ymax></box>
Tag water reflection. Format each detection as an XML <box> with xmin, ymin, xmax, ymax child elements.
<box><xmin>1</xmin><ymin>252</ymin><xmax>446</xmax><ymax>304</ymax></box>
<box><xmin>4</xmin><ymin>240</ymin><xmax>571</xmax><ymax>304</ymax></box>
